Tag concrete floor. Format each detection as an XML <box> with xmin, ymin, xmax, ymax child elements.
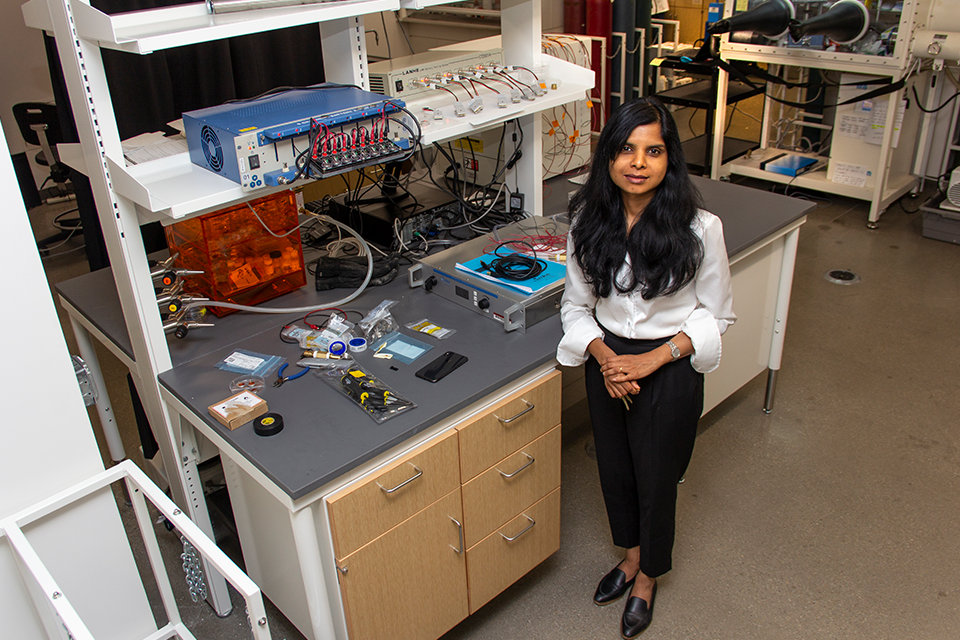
<box><xmin>30</xmin><ymin>156</ymin><xmax>960</xmax><ymax>639</ymax></box>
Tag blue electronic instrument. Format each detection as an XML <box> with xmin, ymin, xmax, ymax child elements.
<box><xmin>183</xmin><ymin>84</ymin><xmax>409</xmax><ymax>191</ymax></box>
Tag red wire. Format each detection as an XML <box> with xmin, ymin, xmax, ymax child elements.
<box><xmin>470</xmin><ymin>79</ymin><xmax>500</xmax><ymax>94</ymax></box>
<box><xmin>303</xmin><ymin>307</ymin><xmax>348</xmax><ymax>330</ymax></box>
<box><xmin>435</xmin><ymin>85</ymin><xmax>459</xmax><ymax>101</ymax></box>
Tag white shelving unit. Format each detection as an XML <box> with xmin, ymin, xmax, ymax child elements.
<box><xmin>710</xmin><ymin>0</ymin><xmax>936</xmax><ymax>226</ymax></box>
<box><xmin>24</xmin><ymin>0</ymin><xmax>590</xmax><ymax>622</ymax></box>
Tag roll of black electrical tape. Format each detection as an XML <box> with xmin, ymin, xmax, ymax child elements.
<box><xmin>254</xmin><ymin>412</ymin><xmax>284</xmax><ymax>436</ymax></box>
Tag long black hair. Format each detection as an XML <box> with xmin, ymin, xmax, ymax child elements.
<box><xmin>569</xmin><ymin>97</ymin><xmax>703</xmax><ymax>300</ymax></box>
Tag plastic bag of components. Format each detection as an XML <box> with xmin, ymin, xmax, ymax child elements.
<box><xmin>369</xmin><ymin>330</ymin><xmax>433</xmax><ymax>364</ymax></box>
<box><xmin>318</xmin><ymin>362</ymin><xmax>415</xmax><ymax>423</ymax></box>
<box><xmin>281</xmin><ymin>323</ymin><xmax>323</xmax><ymax>347</ymax></box>
<box><xmin>358</xmin><ymin>300</ymin><xmax>400</xmax><ymax>344</ymax></box>
<box><xmin>302</xmin><ymin>313</ymin><xmax>356</xmax><ymax>351</ymax></box>
<box><xmin>405</xmin><ymin>318</ymin><xmax>456</xmax><ymax>340</ymax></box>
<box><xmin>216</xmin><ymin>349</ymin><xmax>284</xmax><ymax>378</ymax></box>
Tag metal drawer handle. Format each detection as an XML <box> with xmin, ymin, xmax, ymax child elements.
<box><xmin>450</xmin><ymin>516</ymin><xmax>464</xmax><ymax>555</ymax></box>
<box><xmin>497</xmin><ymin>453</ymin><xmax>535</xmax><ymax>479</ymax></box>
<box><xmin>500</xmin><ymin>514</ymin><xmax>536</xmax><ymax>542</ymax></box>
<box><xmin>495</xmin><ymin>399</ymin><xmax>535</xmax><ymax>425</ymax></box>
<box><xmin>377</xmin><ymin>463</ymin><xmax>423</xmax><ymax>494</ymax></box>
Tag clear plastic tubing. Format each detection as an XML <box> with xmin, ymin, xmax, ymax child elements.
<box><xmin>206</xmin><ymin>0</ymin><xmax>328</xmax><ymax>15</ymax></box>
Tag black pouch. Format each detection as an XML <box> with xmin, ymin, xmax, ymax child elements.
<box><xmin>313</xmin><ymin>253</ymin><xmax>400</xmax><ymax>290</ymax></box>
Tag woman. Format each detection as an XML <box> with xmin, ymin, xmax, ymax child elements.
<box><xmin>557</xmin><ymin>97</ymin><xmax>735</xmax><ymax>638</ymax></box>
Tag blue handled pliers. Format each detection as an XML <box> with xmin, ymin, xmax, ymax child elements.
<box><xmin>274</xmin><ymin>362</ymin><xmax>309</xmax><ymax>387</ymax></box>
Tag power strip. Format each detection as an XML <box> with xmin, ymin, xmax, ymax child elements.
<box><xmin>369</xmin><ymin>49</ymin><xmax>505</xmax><ymax>99</ymax></box>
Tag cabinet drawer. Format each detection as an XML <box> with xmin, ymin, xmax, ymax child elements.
<box><xmin>327</xmin><ymin>429</ymin><xmax>459</xmax><ymax>559</ymax></box>
<box><xmin>457</xmin><ymin>370</ymin><xmax>561</xmax><ymax>482</ymax></box>
<box><xmin>465</xmin><ymin>488</ymin><xmax>561</xmax><ymax>614</ymax></box>
<box><xmin>337</xmin><ymin>489</ymin><xmax>468</xmax><ymax>640</ymax></box>
<box><xmin>461</xmin><ymin>425</ymin><xmax>561</xmax><ymax>548</ymax></box>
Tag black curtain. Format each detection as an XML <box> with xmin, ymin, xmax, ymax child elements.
<box><xmin>50</xmin><ymin>0</ymin><xmax>326</xmax><ymax>269</ymax></box>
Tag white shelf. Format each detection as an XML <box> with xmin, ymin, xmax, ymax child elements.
<box><xmin>23</xmin><ymin>0</ymin><xmax>399</xmax><ymax>54</ymax></box>
<box><xmin>95</xmin><ymin>56</ymin><xmax>591</xmax><ymax>223</ymax></box>
<box><xmin>726</xmin><ymin>149</ymin><xmax>917</xmax><ymax>203</ymax></box>
<box><xmin>105</xmin><ymin>154</ymin><xmax>290</xmax><ymax>223</ymax></box>
<box><xmin>398</xmin><ymin>0</ymin><xmax>460</xmax><ymax>9</ymax></box>
<box><xmin>721</xmin><ymin>44</ymin><xmax>905</xmax><ymax>76</ymax></box>
<box><xmin>411</xmin><ymin>57</ymin><xmax>593</xmax><ymax>146</ymax></box>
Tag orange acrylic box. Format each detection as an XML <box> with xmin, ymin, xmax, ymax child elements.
<box><xmin>165</xmin><ymin>190</ymin><xmax>306</xmax><ymax>316</ymax></box>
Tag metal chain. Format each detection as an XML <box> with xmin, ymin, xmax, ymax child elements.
<box><xmin>180</xmin><ymin>537</ymin><xmax>208</xmax><ymax>602</ymax></box>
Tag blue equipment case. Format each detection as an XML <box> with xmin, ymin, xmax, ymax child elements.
<box><xmin>183</xmin><ymin>84</ymin><xmax>406</xmax><ymax>191</ymax></box>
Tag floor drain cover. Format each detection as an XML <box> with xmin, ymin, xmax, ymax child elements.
<box><xmin>824</xmin><ymin>269</ymin><xmax>861</xmax><ymax>285</ymax></box>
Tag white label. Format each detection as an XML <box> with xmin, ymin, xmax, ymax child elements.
<box><xmin>212</xmin><ymin>392</ymin><xmax>261</xmax><ymax>417</ymax></box>
<box><xmin>224</xmin><ymin>352</ymin><xmax>264</xmax><ymax>370</ymax></box>
<box><xmin>831</xmin><ymin>162</ymin><xmax>870</xmax><ymax>188</ymax></box>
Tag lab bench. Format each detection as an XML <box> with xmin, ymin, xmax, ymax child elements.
<box><xmin>55</xmin><ymin>175</ymin><xmax>811</xmax><ymax>640</ymax></box>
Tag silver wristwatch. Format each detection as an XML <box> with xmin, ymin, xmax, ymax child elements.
<box><xmin>666</xmin><ymin>340</ymin><xmax>681</xmax><ymax>361</ymax></box>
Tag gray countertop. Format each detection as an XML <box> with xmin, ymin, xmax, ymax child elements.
<box><xmin>159</xmin><ymin>278</ymin><xmax>562</xmax><ymax>499</ymax></box>
<box><xmin>56</xmin><ymin>176</ymin><xmax>812</xmax><ymax>500</ymax></box>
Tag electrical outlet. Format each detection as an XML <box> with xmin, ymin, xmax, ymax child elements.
<box><xmin>509</xmin><ymin>192</ymin><xmax>524</xmax><ymax>214</ymax></box>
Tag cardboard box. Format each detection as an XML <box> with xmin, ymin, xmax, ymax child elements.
<box><xmin>208</xmin><ymin>391</ymin><xmax>268</xmax><ymax>430</ymax></box>
<box><xmin>667</xmin><ymin>6</ymin><xmax>709</xmax><ymax>45</ymax></box>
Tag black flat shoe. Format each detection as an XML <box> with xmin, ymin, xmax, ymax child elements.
<box><xmin>621</xmin><ymin>581</ymin><xmax>657</xmax><ymax>639</ymax></box>
<box><xmin>594</xmin><ymin>566</ymin><xmax>635</xmax><ymax>606</ymax></box>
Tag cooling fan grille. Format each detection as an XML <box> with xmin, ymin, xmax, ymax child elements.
<box><xmin>948</xmin><ymin>169</ymin><xmax>960</xmax><ymax>207</ymax></box>
<box><xmin>200</xmin><ymin>125</ymin><xmax>224</xmax><ymax>173</ymax></box>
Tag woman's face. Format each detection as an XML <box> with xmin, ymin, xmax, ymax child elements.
<box><xmin>608</xmin><ymin>122</ymin><xmax>668</xmax><ymax>210</ymax></box>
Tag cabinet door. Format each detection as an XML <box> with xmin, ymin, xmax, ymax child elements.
<box><xmin>466</xmin><ymin>488</ymin><xmax>561</xmax><ymax>614</ymax></box>
<box><xmin>336</xmin><ymin>489</ymin><xmax>469</xmax><ymax>640</ymax></box>
<box><xmin>457</xmin><ymin>370</ymin><xmax>561</xmax><ymax>482</ymax></box>
<box><xmin>328</xmin><ymin>429</ymin><xmax>460</xmax><ymax>559</ymax></box>
<box><xmin>461</xmin><ymin>425</ymin><xmax>561</xmax><ymax>548</ymax></box>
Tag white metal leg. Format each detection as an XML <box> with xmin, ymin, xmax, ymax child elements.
<box><xmin>177</xmin><ymin>415</ymin><xmax>233</xmax><ymax>617</ymax></box>
<box><xmin>710</xmin><ymin>66</ymin><xmax>730</xmax><ymax>181</ymax></box>
<box><xmin>70</xmin><ymin>319</ymin><xmax>125</xmax><ymax>462</ymax></box>
<box><xmin>320</xmin><ymin>16</ymin><xmax>369</xmax><ymax>89</ymax></box>
<box><xmin>763</xmin><ymin>226</ymin><xmax>800</xmax><ymax>413</ymax></box>
<box><xmin>289</xmin><ymin>508</ymin><xmax>338</xmax><ymax>640</ymax></box>
<box><xmin>125</xmin><ymin>474</ymin><xmax>184</xmax><ymax>629</ymax></box>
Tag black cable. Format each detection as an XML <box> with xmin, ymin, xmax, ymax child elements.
<box><xmin>912</xmin><ymin>85</ymin><xmax>960</xmax><ymax>114</ymax></box>
<box><xmin>479</xmin><ymin>241</ymin><xmax>545</xmax><ymax>281</ymax></box>
<box><xmin>279</xmin><ymin>321</ymin><xmax>301</xmax><ymax>344</ymax></box>
<box><xmin>897</xmin><ymin>193</ymin><xmax>922</xmax><ymax>214</ymax></box>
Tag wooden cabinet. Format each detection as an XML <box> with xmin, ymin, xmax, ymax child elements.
<box><xmin>457</xmin><ymin>371</ymin><xmax>562</xmax><ymax>482</ymax></box>
<box><xmin>461</xmin><ymin>426</ymin><xmax>561</xmax><ymax>549</ymax></box>
<box><xmin>326</xmin><ymin>369</ymin><xmax>562</xmax><ymax>640</ymax></box>
<box><xmin>328</xmin><ymin>430</ymin><xmax>460</xmax><ymax>559</ymax></box>
<box><xmin>466</xmin><ymin>488</ymin><xmax>561</xmax><ymax>613</ymax></box>
<box><xmin>336</xmin><ymin>489</ymin><xmax>469</xmax><ymax>640</ymax></box>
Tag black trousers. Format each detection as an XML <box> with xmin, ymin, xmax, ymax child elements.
<box><xmin>585</xmin><ymin>331</ymin><xmax>704</xmax><ymax>578</ymax></box>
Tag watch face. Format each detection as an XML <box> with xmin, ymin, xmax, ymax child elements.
<box><xmin>668</xmin><ymin>341</ymin><xmax>680</xmax><ymax>359</ymax></box>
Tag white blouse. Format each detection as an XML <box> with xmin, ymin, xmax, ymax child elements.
<box><xmin>557</xmin><ymin>210</ymin><xmax>736</xmax><ymax>374</ymax></box>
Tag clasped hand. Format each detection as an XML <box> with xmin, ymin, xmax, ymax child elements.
<box><xmin>599</xmin><ymin>352</ymin><xmax>666</xmax><ymax>399</ymax></box>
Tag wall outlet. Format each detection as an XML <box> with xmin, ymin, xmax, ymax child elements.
<box><xmin>509</xmin><ymin>192</ymin><xmax>524</xmax><ymax>214</ymax></box>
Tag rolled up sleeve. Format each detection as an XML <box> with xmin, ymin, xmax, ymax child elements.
<box><xmin>682</xmin><ymin>213</ymin><xmax>736</xmax><ymax>373</ymax></box>
<box><xmin>557</xmin><ymin>234</ymin><xmax>603</xmax><ymax>367</ymax></box>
